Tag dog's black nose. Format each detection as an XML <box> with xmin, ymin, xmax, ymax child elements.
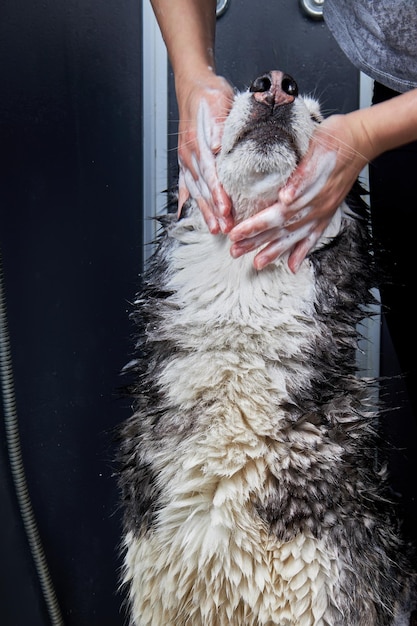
<box><xmin>249</xmin><ymin>71</ymin><xmax>298</xmax><ymax>106</ymax></box>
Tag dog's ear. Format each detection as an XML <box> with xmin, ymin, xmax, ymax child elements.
<box><xmin>302</xmin><ymin>96</ymin><xmax>323</xmax><ymax>123</ymax></box>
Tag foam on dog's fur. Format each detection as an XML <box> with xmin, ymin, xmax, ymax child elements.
<box><xmin>118</xmin><ymin>72</ymin><xmax>417</xmax><ymax>625</ymax></box>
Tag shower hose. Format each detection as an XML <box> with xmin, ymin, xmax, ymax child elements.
<box><xmin>0</xmin><ymin>248</ymin><xmax>64</xmax><ymax>626</ymax></box>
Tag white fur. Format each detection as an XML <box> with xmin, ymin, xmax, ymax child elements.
<box><xmin>123</xmin><ymin>218</ymin><xmax>348</xmax><ymax>625</ymax></box>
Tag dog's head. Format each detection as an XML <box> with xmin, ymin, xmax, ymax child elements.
<box><xmin>217</xmin><ymin>70</ymin><xmax>322</xmax><ymax>221</ymax></box>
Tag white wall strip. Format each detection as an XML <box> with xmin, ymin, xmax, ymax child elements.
<box><xmin>142</xmin><ymin>1</ymin><xmax>168</xmax><ymax>264</ymax></box>
<box><xmin>357</xmin><ymin>72</ymin><xmax>381</xmax><ymax>378</ymax></box>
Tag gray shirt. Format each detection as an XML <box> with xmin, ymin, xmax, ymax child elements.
<box><xmin>324</xmin><ymin>0</ymin><xmax>417</xmax><ymax>92</ymax></box>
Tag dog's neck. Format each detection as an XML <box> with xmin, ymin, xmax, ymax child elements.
<box><xmin>222</xmin><ymin>171</ymin><xmax>293</xmax><ymax>224</ymax></box>
<box><xmin>217</xmin><ymin>146</ymin><xmax>297</xmax><ymax>224</ymax></box>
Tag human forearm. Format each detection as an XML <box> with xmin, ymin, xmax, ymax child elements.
<box><xmin>347</xmin><ymin>88</ymin><xmax>417</xmax><ymax>161</ymax></box>
<box><xmin>150</xmin><ymin>0</ymin><xmax>234</xmax><ymax>231</ymax></box>
<box><xmin>149</xmin><ymin>0</ymin><xmax>217</xmax><ymax>80</ymax></box>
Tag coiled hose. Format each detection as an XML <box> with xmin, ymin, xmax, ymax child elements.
<box><xmin>0</xmin><ymin>248</ymin><xmax>64</xmax><ymax>626</ymax></box>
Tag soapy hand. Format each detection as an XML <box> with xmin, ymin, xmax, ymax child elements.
<box><xmin>176</xmin><ymin>74</ymin><xmax>235</xmax><ymax>233</ymax></box>
<box><xmin>229</xmin><ymin>113</ymin><xmax>370</xmax><ymax>272</ymax></box>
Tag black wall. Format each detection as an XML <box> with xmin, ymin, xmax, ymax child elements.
<box><xmin>0</xmin><ymin>1</ymin><xmax>142</xmax><ymax>624</ymax></box>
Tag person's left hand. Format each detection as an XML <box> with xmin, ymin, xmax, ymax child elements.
<box><xmin>228</xmin><ymin>113</ymin><xmax>370</xmax><ymax>273</ymax></box>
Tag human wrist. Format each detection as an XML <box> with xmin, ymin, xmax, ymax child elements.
<box><xmin>174</xmin><ymin>68</ymin><xmax>230</xmax><ymax>117</ymax></box>
<box><xmin>352</xmin><ymin>89</ymin><xmax>417</xmax><ymax>160</ymax></box>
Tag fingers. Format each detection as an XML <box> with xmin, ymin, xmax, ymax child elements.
<box><xmin>230</xmin><ymin>219</ymin><xmax>323</xmax><ymax>272</ymax></box>
<box><xmin>178</xmin><ymin>151</ymin><xmax>232</xmax><ymax>233</ymax></box>
<box><xmin>229</xmin><ymin>200</ymin><xmax>312</xmax><ymax>251</ymax></box>
<box><xmin>231</xmin><ymin>221</ymin><xmax>315</xmax><ymax>270</ymax></box>
<box><xmin>180</xmin><ymin>164</ymin><xmax>220</xmax><ymax>233</ymax></box>
<box><xmin>177</xmin><ymin>170</ymin><xmax>190</xmax><ymax>217</ymax></box>
<box><xmin>211</xmin><ymin>184</ymin><xmax>234</xmax><ymax>232</ymax></box>
<box><xmin>230</xmin><ymin>202</ymin><xmax>289</xmax><ymax>240</ymax></box>
<box><xmin>176</xmin><ymin>76</ymin><xmax>235</xmax><ymax>233</ymax></box>
<box><xmin>195</xmin><ymin>102</ymin><xmax>233</xmax><ymax>229</ymax></box>
<box><xmin>279</xmin><ymin>150</ymin><xmax>337</xmax><ymax>208</ymax></box>
<box><xmin>286</xmin><ymin>231</ymin><xmax>322</xmax><ymax>274</ymax></box>
<box><xmin>228</xmin><ymin>171</ymin><xmax>336</xmax><ymax>271</ymax></box>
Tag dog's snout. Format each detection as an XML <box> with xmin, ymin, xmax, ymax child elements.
<box><xmin>250</xmin><ymin>71</ymin><xmax>298</xmax><ymax>107</ymax></box>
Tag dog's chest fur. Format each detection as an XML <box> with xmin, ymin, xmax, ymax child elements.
<box><xmin>118</xmin><ymin>73</ymin><xmax>416</xmax><ymax>625</ymax></box>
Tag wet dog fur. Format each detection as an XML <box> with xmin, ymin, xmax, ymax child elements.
<box><xmin>118</xmin><ymin>71</ymin><xmax>417</xmax><ymax>625</ymax></box>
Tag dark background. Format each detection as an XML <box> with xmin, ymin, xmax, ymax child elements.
<box><xmin>0</xmin><ymin>1</ymin><xmax>143</xmax><ymax>624</ymax></box>
<box><xmin>0</xmin><ymin>0</ymin><xmax>415</xmax><ymax>625</ymax></box>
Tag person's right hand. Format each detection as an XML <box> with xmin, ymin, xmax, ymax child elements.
<box><xmin>175</xmin><ymin>72</ymin><xmax>235</xmax><ymax>234</ymax></box>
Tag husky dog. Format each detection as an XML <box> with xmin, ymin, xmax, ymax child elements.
<box><xmin>118</xmin><ymin>71</ymin><xmax>416</xmax><ymax>625</ymax></box>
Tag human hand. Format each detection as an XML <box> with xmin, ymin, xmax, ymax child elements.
<box><xmin>228</xmin><ymin>113</ymin><xmax>370</xmax><ymax>272</ymax></box>
<box><xmin>176</xmin><ymin>73</ymin><xmax>235</xmax><ymax>233</ymax></box>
